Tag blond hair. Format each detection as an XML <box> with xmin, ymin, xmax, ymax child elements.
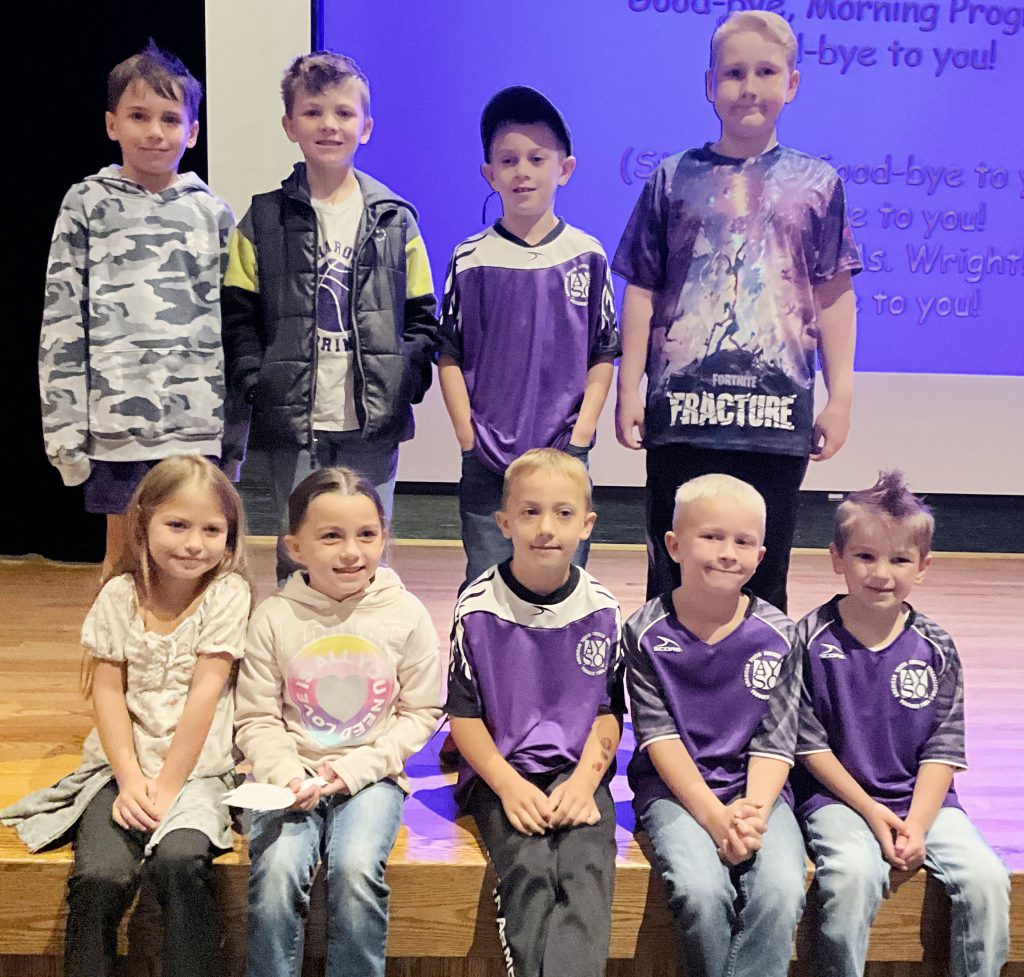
<box><xmin>710</xmin><ymin>11</ymin><xmax>798</xmax><ymax>69</ymax></box>
<box><xmin>672</xmin><ymin>473</ymin><xmax>766</xmax><ymax>537</ymax></box>
<box><xmin>84</xmin><ymin>457</ymin><xmax>251</xmax><ymax>694</ymax></box>
<box><xmin>833</xmin><ymin>470</ymin><xmax>934</xmax><ymax>556</ymax></box>
<box><xmin>502</xmin><ymin>448</ymin><xmax>592</xmax><ymax>511</ymax></box>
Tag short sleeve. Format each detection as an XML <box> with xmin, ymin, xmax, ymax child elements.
<box><xmin>436</xmin><ymin>249</ymin><xmax>462</xmax><ymax>362</ymax></box>
<box><xmin>812</xmin><ymin>174</ymin><xmax>863</xmax><ymax>285</ymax></box>
<box><xmin>445</xmin><ymin>612</ymin><xmax>482</xmax><ymax>718</ymax></box>
<box><xmin>919</xmin><ymin>629</ymin><xmax>967</xmax><ymax>768</ymax></box>
<box><xmin>195</xmin><ymin>574</ymin><xmax>250</xmax><ymax>660</ymax></box>
<box><xmin>623</xmin><ymin>623</ymin><xmax>679</xmax><ymax>748</ymax></box>
<box><xmin>612</xmin><ymin>162</ymin><xmax>671</xmax><ymax>291</ymax></box>
<box><xmin>749</xmin><ymin>644</ymin><xmax>802</xmax><ymax>764</ymax></box>
<box><xmin>599</xmin><ymin>607</ymin><xmax>626</xmax><ymax>717</ymax></box>
<box><xmin>588</xmin><ymin>253</ymin><xmax>622</xmax><ymax>366</ymax></box>
<box><xmin>793</xmin><ymin>622</ymin><xmax>831</xmax><ymax>755</ymax></box>
<box><xmin>81</xmin><ymin>575</ymin><xmax>135</xmax><ymax>662</ymax></box>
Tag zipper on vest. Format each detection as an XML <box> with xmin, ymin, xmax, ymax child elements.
<box><xmin>349</xmin><ymin>207</ymin><xmax>390</xmax><ymax>435</ymax></box>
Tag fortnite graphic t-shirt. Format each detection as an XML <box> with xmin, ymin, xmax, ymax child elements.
<box><xmin>624</xmin><ymin>593</ymin><xmax>800</xmax><ymax>818</ymax></box>
<box><xmin>793</xmin><ymin>597</ymin><xmax>966</xmax><ymax>821</ymax></box>
<box><xmin>312</xmin><ymin>189</ymin><xmax>363</xmax><ymax>431</ymax></box>
<box><xmin>446</xmin><ymin>561</ymin><xmax>624</xmax><ymax>807</ymax></box>
<box><xmin>613</xmin><ymin>144</ymin><xmax>862</xmax><ymax>456</ymax></box>
<box><xmin>438</xmin><ymin>220</ymin><xmax>621</xmax><ymax>474</ymax></box>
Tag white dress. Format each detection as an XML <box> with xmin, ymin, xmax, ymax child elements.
<box><xmin>1</xmin><ymin>572</ymin><xmax>249</xmax><ymax>854</ymax></box>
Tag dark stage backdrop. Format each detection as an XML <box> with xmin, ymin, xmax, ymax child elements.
<box><xmin>10</xmin><ymin>0</ymin><xmax>208</xmax><ymax>561</ymax></box>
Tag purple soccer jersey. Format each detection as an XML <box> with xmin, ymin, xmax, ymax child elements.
<box><xmin>625</xmin><ymin>593</ymin><xmax>801</xmax><ymax>818</ymax></box>
<box><xmin>438</xmin><ymin>221</ymin><xmax>621</xmax><ymax>474</ymax></box>
<box><xmin>447</xmin><ymin>562</ymin><xmax>624</xmax><ymax>807</ymax></box>
<box><xmin>793</xmin><ymin>597</ymin><xmax>966</xmax><ymax>822</ymax></box>
<box><xmin>613</xmin><ymin>144</ymin><xmax>862</xmax><ymax>457</ymax></box>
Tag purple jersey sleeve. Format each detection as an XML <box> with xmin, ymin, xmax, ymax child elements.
<box><xmin>911</xmin><ymin>616</ymin><xmax>967</xmax><ymax>768</ymax></box>
<box><xmin>812</xmin><ymin>176</ymin><xmax>864</xmax><ymax>285</ymax></box>
<box><xmin>612</xmin><ymin>161</ymin><xmax>670</xmax><ymax>291</ymax></box>
<box><xmin>623</xmin><ymin>610</ymin><xmax>680</xmax><ymax>747</ymax></box>
<box><xmin>748</xmin><ymin>630</ymin><xmax>801</xmax><ymax>764</ymax></box>
<box><xmin>601</xmin><ymin>608</ymin><xmax>627</xmax><ymax>718</ymax></box>
<box><xmin>795</xmin><ymin>613</ymin><xmax>833</xmax><ymax>755</ymax></box>
<box><xmin>589</xmin><ymin>254</ymin><xmax>622</xmax><ymax>366</ymax></box>
<box><xmin>437</xmin><ymin>245</ymin><xmax>468</xmax><ymax>363</ymax></box>
<box><xmin>446</xmin><ymin>612</ymin><xmax>482</xmax><ymax>719</ymax></box>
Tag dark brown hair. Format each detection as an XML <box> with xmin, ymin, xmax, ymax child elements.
<box><xmin>107</xmin><ymin>39</ymin><xmax>203</xmax><ymax>124</ymax></box>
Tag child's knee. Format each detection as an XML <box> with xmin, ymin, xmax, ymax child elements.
<box><xmin>953</xmin><ymin>854</ymin><xmax>1010</xmax><ymax>911</ymax></box>
<box><xmin>147</xmin><ymin>831</ymin><xmax>213</xmax><ymax>891</ymax></box>
<box><xmin>814</xmin><ymin>850</ymin><xmax>887</xmax><ymax>912</ymax></box>
<box><xmin>68</xmin><ymin>860</ymin><xmax>138</xmax><ymax>906</ymax></box>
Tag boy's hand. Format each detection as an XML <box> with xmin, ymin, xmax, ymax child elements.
<box><xmin>865</xmin><ymin>802</ymin><xmax>909</xmax><ymax>870</ymax></box>
<box><xmin>811</xmin><ymin>401</ymin><xmax>850</xmax><ymax>462</ymax></box>
<box><xmin>548</xmin><ymin>774</ymin><xmax>601</xmax><ymax>830</ymax></box>
<box><xmin>497</xmin><ymin>774</ymin><xmax>552</xmax><ymax>836</ymax></box>
<box><xmin>287</xmin><ymin>778</ymin><xmax>322</xmax><ymax>812</ymax></box>
<box><xmin>615</xmin><ymin>391</ymin><xmax>646</xmax><ymax>450</ymax></box>
<box><xmin>702</xmin><ymin>798</ymin><xmax>765</xmax><ymax>864</ymax></box>
<box><xmin>112</xmin><ymin>776</ymin><xmax>161</xmax><ymax>831</ymax></box>
<box><xmin>316</xmin><ymin>762</ymin><xmax>350</xmax><ymax>798</ymax></box>
<box><xmin>894</xmin><ymin>818</ymin><xmax>927</xmax><ymax>873</ymax></box>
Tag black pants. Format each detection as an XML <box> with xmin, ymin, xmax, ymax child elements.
<box><xmin>467</xmin><ymin>771</ymin><xmax>617</xmax><ymax>977</ymax></box>
<box><xmin>645</xmin><ymin>445</ymin><xmax>809</xmax><ymax>613</ymax></box>
<box><xmin>64</xmin><ymin>781</ymin><xmax>220</xmax><ymax>977</ymax></box>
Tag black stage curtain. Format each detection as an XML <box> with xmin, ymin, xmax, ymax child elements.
<box><xmin>9</xmin><ymin>0</ymin><xmax>208</xmax><ymax>561</ymax></box>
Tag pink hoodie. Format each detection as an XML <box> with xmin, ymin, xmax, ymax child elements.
<box><xmin>235</xmin><ymin>568</ymin><xmax>444</xmax><ymax>795</ymax></box>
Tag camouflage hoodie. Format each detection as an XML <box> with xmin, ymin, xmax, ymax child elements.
<box><xmin>38</xmin><ymin>167</ymin><xmax>235</xmax><ymax>486</ymax></box>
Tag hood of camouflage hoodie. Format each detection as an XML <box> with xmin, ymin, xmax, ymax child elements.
<box><xmin>88</xmin><ymin>165</ymin><xmax>217</xmax><ymax>199</ymax></box>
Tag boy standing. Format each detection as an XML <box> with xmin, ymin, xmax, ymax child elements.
<box><xmin>794</xmin><ymin>471</ymin><xmax>1010</xmax><ymax>977</ymax></box>
<box><xmin>625</xmin><ymin>474</ymin><xmax>805</xmax><ymax>977</ymax></box>
<box><xmin>614</xmin><ymin>11</ymin><xmax>862</xmax><ymax>611</ymax></box>
<box><xmin>223</xmin><ymin>53</ymin><xmax>438</xmax><ymax>584</ymax></box>
<box><xmin>447</xmin><ymin>449</ymin><xmax>624</xmax><ymax>977</ymax></box>
<box><xmin>438</xmin><ymin>86</ymin><xmax>621</xmax><ymax>588</ymax></box>
<box><xmin>39</xmin><ymin>42</ymin><xmax>236</xmax><ymax>573</ymax></box>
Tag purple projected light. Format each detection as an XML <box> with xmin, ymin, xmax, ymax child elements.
<box><xmin>322</xmin><ymin>0</ymin><xmax>1023</xmax><ymax>376</ymax></box>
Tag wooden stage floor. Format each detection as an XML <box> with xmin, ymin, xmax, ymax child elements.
<box><xmin>0</xmin><ymin>544</ymin><xmax>1021</xmax><ymax>870</ymax></box>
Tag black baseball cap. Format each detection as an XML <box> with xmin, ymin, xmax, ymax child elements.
<box><xmin>480</xmin><ymin>86</ymin><xmax>573</xmax><ymax>162</ymax></box>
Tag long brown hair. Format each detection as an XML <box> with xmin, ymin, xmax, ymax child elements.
<box><xmin>83</xmin><ymin>456</ymin><xmax>251</xmax><ymax>694</ymax></box>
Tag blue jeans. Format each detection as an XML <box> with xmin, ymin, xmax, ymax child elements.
<box><xmin>260</xmin><ymin>431</ymin><xmax>399</xmax><ymax>584</ymax></box>
<box><xmin>641</xmin><ymin>796</ymin><xmax>806</xmax><ymax>977</ymax></box>
<box><xmin>246</xmin><ymin>781</ymin><xmax>405</xmax><ymax>977</ymax></box>
<box><xmin>458</xmin><ymin>446</ymin><xmax>591</xmax><ymax>589</ymax></box>
<box><xmin>804</xmin><ymin>803</ymin><xmax>1010</xmax><ymax>977</ymax></box>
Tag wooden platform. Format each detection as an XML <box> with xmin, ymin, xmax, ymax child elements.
<box><xmin>1</xmin><ymin>546</ymin><xmax>1022</xmax><ymax>976</ymax></box>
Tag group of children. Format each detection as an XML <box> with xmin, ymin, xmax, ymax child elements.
<box><xmin>4</xmin><ymin>8</ymin><xmax>1012</xmax><ymax>977</ymax></box>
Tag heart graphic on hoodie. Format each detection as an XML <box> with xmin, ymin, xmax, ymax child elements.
<box><xmin>315</xmin><ymin>674</ymin><xmax>369</xmax><ymax>724</ymax></box>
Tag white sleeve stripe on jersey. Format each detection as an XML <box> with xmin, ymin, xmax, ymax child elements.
<box><xmin>807</xmin><ymin>619</ymin><xmax>835</xmax><ymax>648</ymax></box>
<box><xmin>748</xmin><ymin>750</ymin><xmax>795</xmax><ymax>767</ymax></box>
<box><xmin>751</xmin><ymin>611</ymin><xmax>794</xmax><ymax>647</ymax></box>
<box><xmin>919</xmin><ymin>757</ymin><xmax>968</xmax><ymax>769</ymax></box>
<box><xmin>794</xmin><ymin>748</ymin><xmax>833</xmax><ymax>756</ymax></box>
<box><xmin>910</xmin><ymin>625</ymin><xmax>949</xmax><ymax>672</ymax></box>
<box><xmin>638</xmin><ymin>732</ymin><xmax>681</xmax><ymax>752</ymax></box>
<box><xmin>636</xmin><ymin>610</ymin><xmax>671</xmax><ymax>647</ymax></box>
